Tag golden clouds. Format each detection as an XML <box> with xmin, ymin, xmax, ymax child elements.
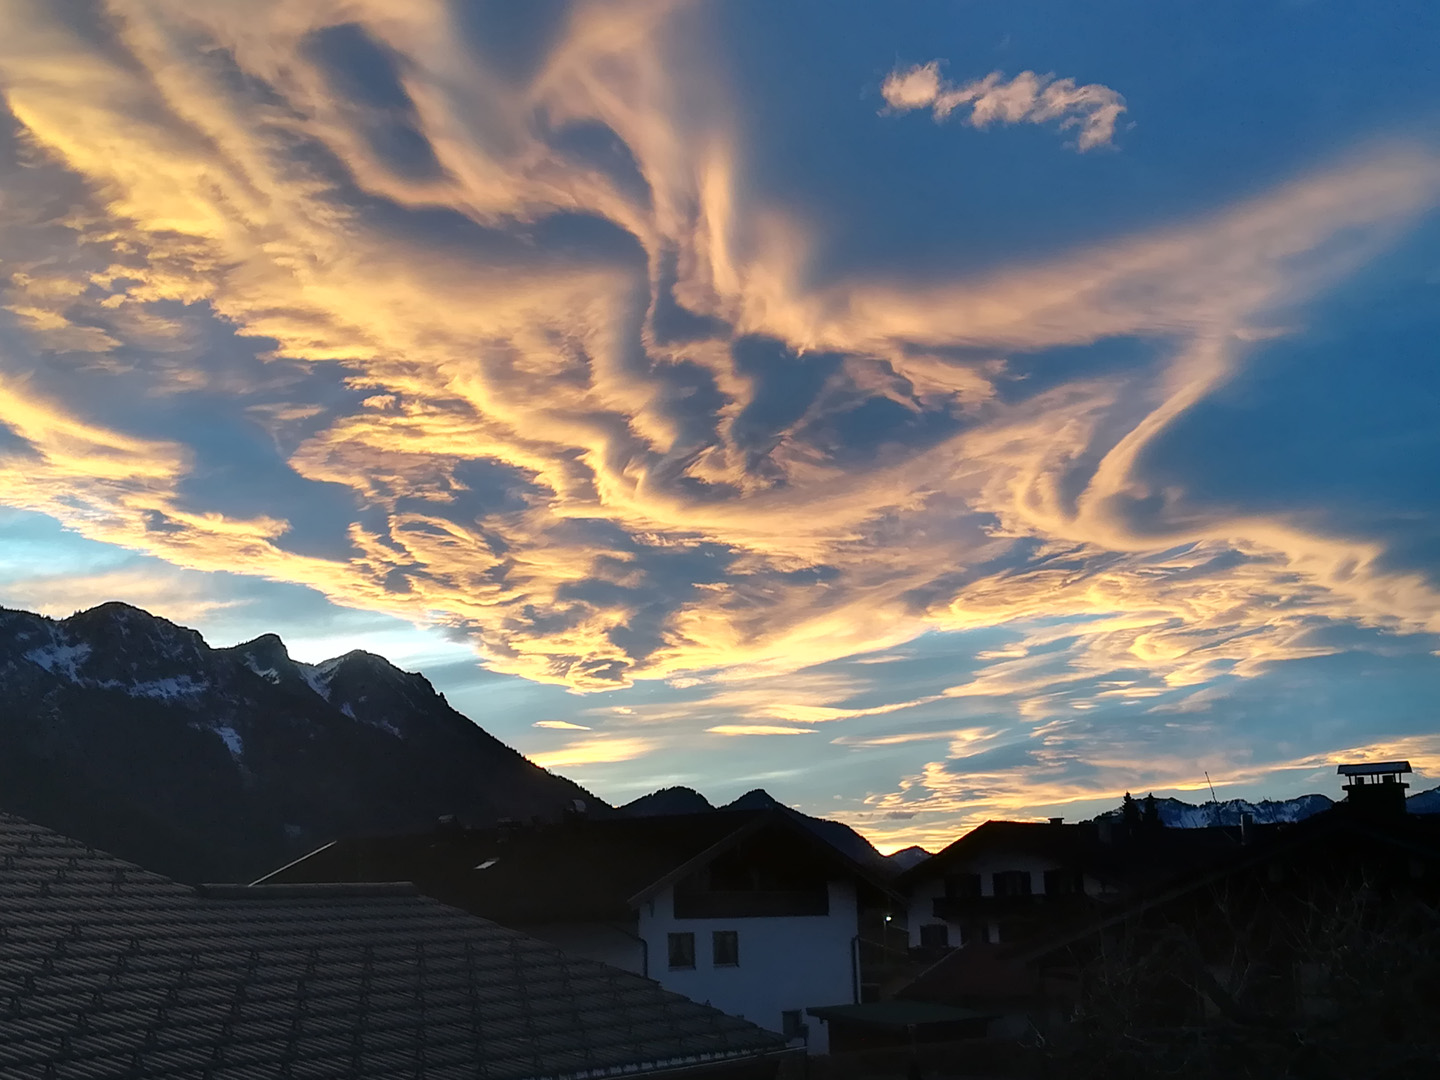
<box><xmin>0</xmin><ymin>0</ymin><xmax>1438</xmax><ymax>728</ymax></box>
<box><xmin>529</xmin><ymin>735</ymin><xmax>655</xmax><ymax>769</ymax></box>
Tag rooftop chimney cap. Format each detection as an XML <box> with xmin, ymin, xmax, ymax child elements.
<box><xmin>1337</xmin><ymin>761</ymin><xmax>1411</xmax><ymax>776</ymax></box>
<box><xmin>1048</xmin><ymin>817</ymin><xmax>1064</xmax><ymax>825</ymax></box>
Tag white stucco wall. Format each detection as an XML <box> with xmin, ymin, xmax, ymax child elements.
<box><xmin>638</xmin><ymin>879</ymin><xmax>859</xmax><ymax>1054</ymax></box>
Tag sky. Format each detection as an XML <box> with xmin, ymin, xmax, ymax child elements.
<box><xmin>1</xmin><ymin>0</ymin><xmax>1439</xmax><ymax>852</ymax></box>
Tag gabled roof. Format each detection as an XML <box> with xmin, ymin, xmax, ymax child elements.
<box><xmin>895</xmin><ymin>817</ymin><xmax>1259</xmax><ymax>893</ymax></box>
<box><xmin>0</xmin><ymin>812</ymin><xmax>790</xmax><ymax>1079</ymax></box>
<box><xmin>259</xmin><ymin>808</ymin><xmax>896</xmax><ymax>924</ymax></box>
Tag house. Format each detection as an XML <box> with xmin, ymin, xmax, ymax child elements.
<box><xmin>894</xmin><ymin>803</ymin><xmax>1246</xmax><ymax>962</ymax></box>
<box><xmin>0</xmin><ymin>810</ymin><xmax>796</xmax><ymax>1079</ymax></box>
<box><xmin>891</xmin><ymin>762</ymin><xmax>1440</xmax><ymax>1071</ymax></box>
<box><xmin>257</xmin><ymin>807</ymin><xmax>900</xmax><ymax>1054</ymax></box>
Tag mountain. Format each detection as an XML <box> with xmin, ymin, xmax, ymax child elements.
<box><xmin>618</xmin><ymin>786</ymin><xmax>716</xmax><ymax>816</ymax></box>
<box><xmin>886</xmin><ymin>845</ymin><xmax>932</xmax><ymax>871</ymax></box>
<box><xmin>616</xmin><ymin>784</ymin><xmax>893</xmax><ymax>875</ymax></box>
<box><xmin>1410</xmin><ymin>784</ymin><xmax>1440</xmax><ymax>814</ymax></box>
<box><xmin>1097</xmin><ymin>793</ymin><xmax>1336</xmax><ymax>828</ymax></box>
<box><xmin>0</xmin><ymin>602</ymin><xmax>604</xmax><ymax>883</ymax></box>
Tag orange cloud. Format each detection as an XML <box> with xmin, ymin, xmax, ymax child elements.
<box><xmin>0</xmin><ymin>0</ymin><xmax>1437</xmax><ymax>725</ymax></box>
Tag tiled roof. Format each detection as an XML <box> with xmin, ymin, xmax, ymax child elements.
<box><xmin>0</xmin><ymin>812</ymin><xmax>788</xmax><ymax>1080</ymax></box>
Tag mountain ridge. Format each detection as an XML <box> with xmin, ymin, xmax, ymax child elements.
<box><xmin>1095</xmin><ymin>788</ymin><xmax>1440</xmax><ymax>827</ymax></box>
<box><xmin>0</xmin><ymin>601</ymin><xmax>605</xmax><ymax>883</ymax></box>
<box><xmin>618</xmin><ymin>784</ymin><xmax>897</xmax><ymax>874</ymax></box>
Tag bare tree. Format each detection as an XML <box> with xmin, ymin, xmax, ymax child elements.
<box><xmin>1030</xmin><ymin>857</ymin><xmax>1440</xmax><ymax>1079</ymax></box>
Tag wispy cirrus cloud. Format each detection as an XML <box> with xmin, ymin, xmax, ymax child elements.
<box><xmin>1</xmin><ymin>0</ymin><xmax>1438</xmax><ymax>840</ymax></box>
<box><xmin>706</xmin><ymin>724</ymin><xmax>816</xmax><ymax>737</ymax></box>
<box><xmin>528</xmin><ymin>736</ymin><xmax>655</xmax><ymax>769</ymax></box>
<box><xmin>881</xmin><ymin>61</ymin><xmax>1127</xmax><ymax>150</ymax></box>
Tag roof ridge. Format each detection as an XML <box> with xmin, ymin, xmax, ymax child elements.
<box><xmin>196</xmin><ymin>881</ymin><xmax>420</xmax><ymax>900</ymax></box>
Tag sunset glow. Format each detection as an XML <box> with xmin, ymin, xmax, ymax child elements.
<box><xmin>2</xmin><ymin>0</ymin><xmax>1437</xmax><ymax>850</ymax></box>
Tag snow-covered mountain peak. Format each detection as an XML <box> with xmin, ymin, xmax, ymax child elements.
<box><xmin>1098</xmin><ymin>792</ymin><xmax>1336</xmax><ymax>828</ymax></box>
<box><xmin>230</xmin><ymin>633</ymin><xmax>295</xmax><ymax>684</ymax></box>
<box><xmin>0</xmin><ymin>599</ymin><xmax>606</xmax><ymax>883</ymax></box>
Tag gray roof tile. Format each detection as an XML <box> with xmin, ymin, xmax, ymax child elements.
<box><xmin>0</xmin><ymin>812</ymin><xmax>787</xmax><ymax>1079</ymax></box>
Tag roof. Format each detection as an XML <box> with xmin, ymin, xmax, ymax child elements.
<box><xmin>0</xmin><ymin>811</ymin><xmax>790</xmax><ymax>1080</ymax></box>
<box><xmin>898</xmin><ymin>942</ymin><xmax>1044</xmax><ymax>1006</ymax></box>
<box><xmin>894</xmin><ymin>818</ymin><xmax>1248</xmax><ymax>893</ymax></box>
<box><xmin>258</xmin><ymin>809</ymin><xmax>894</xmax><ymax>925</ymax></box>
<box><xmin>1337</xmin><ymin>760</ymin><xmax>1412</xmax><ymax>776</ymax></box>
<box><xmin>805</xmin><ymin>1001</ymin><xmax>995</xmax><ymax>1028</ymax></box>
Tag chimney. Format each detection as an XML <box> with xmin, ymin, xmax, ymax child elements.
<box><xmin>1048</xmin><ymin>817</ymin><xmax>1064</xmax><ymax>825</ymax></box>
<box><xmin>1337</xmin><ymin>761</ymin><xmax>1411</xmax><ymax>819</ymax></box>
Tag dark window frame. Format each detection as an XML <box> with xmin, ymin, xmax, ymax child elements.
<box><xmin>1043</xmin><ymin>868</ymin><xmax>1084</xmax><ymax>896</ymax></box>
<box><xmin>992</xmin><ymin>870</ymin><xmax>1033</xmax><ymax>897</ymax></box>
<box><xmin>943</xmin><ymin>872</ymin><xmax>982</xmax><ymax>898</ymax></box>
<box><xmin>712</xmin><ymin>929</ymin><xmax>740</xmax><ymax>967</ymax></box>
<box><xmin>918</xmin><ymin>922</ymin><xmax>950</xmax><ymax>948</ymax></box>
<box><xmin>667</xmin><ymin>931</ymin><xmax>696</xmax><ymax>970</ymax></box>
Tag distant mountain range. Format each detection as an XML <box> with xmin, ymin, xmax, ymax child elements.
<box><xmin>5</xmin><ymin>601</ymin><xmax>1435</xmax><ymax>886</ymax></box>
<box><xmin>1097</xmin><ymin>788</ymin><xmax>1440</xmax><ymax>827</ymax></box>
<box><xmin>0</xmin><ymin>602</ymin><xmax>601</xmax><ymax>882</ymax></box>
<box><xmin>617</xmin><ymin>785</ymin><xmax>898</xmax><ymax>875</ymax></box>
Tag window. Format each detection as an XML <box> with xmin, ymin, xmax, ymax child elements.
<box><xmin>943</xmin><ymin>872</ymin><xmax>981</xmax><ymax>898</ymax></box>
<box><xmin>782</xmin><ymin>1010</ymin><xmax>806</xmax><ymax>1039</ymax></box>
<box><xmin>992</xmin><ymin>870</ymin><xmax>1033</xmax><ymax>897</ymax></box>
<box><xmin>712</xmin><ymin>929</ymin><xmax>739</xmax><ymax>966</ymax></box>
<box><xmin>1043</xmin><ymin>869</ymin><xmax>1083</xmax><ymax>896</ymax></box>
<box><xmin>919</xmin><ymin>923</ymin><xmax>950</xmax><ymax>948</ymax></box>
<box><xmin>667</xmin><ymin>932</ymin><xmax>695</xmax><ymax>969</ymax></box>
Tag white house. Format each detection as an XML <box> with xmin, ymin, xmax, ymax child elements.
<box><xmin>259</xmin><ymin>807</ymin><xmax>896</xmax><ymax>1054</ymax></box>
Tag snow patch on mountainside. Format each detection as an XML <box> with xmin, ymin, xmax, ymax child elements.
<box><xmin>24</xmin><ymin>641</ymin><xmax>90</xmax><ymax>679</ymax></box>
<box><xmin>214</xmin><ymin>726</ymin><xmax>244</xmax><ymax>760</ymax></box>
<box><xmin>127</xmin><ymin>676</ymin><xmax>210</xmax><ymax>700</ymax></box>
<box><xmin>240</xmin><ymin>656</ymin><xmax>282</xmax><ymax>684</ymax></box>
<box><xmin>294</xmin><ymin>661</ymin><xmax>331</xmax><ymax>700</ymax></box>
<box><xmin>1100</xmin><ymin>793</ymin><xmax>1335</xmax><ymax>827</ymax></box>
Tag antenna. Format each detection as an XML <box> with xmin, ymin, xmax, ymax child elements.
<box><xmin>1205</xmin><ymin>771</ymin><xmax>1221</xmax><ymax>829</ymax></box>
<box><xmin>1205</xmin><ymin>771</ymin><xmax>1218</xmax><ymax>804</ymax></box>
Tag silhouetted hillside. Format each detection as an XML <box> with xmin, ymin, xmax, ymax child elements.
<box><xmin>0</xmin><ymin>602</ymin><xmax>605</xmax><ymax>882</ymax></box>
